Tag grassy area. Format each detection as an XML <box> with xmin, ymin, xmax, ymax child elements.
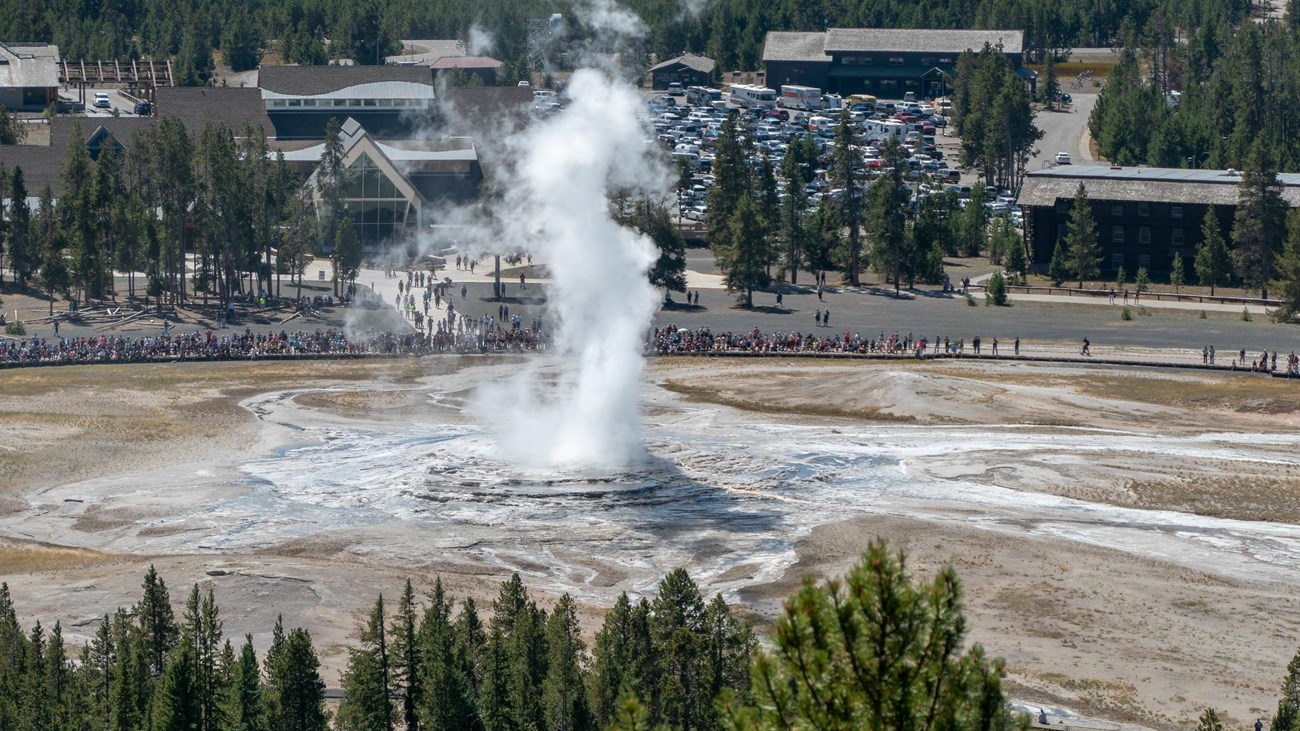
<box><xmin>0</xmin><ymin>540</ymin><xmax>120</xmax><ymax>575</ymax></box>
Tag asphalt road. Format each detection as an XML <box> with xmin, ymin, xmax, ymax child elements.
<box><xmin>445</xmin><ymin>276</ymin><xmax>1296</xmax><ymax>355</ymax></box>
<box><xmin>1027</xmin><ymin>90</ymin><xmax>1099</xmax><ymax>172</ymax></box>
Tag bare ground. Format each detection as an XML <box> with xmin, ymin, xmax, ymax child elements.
<box><xmin>2</xmin><ymin>356</ymin><xmax>1299</xmax><ymax>723</ymax></box>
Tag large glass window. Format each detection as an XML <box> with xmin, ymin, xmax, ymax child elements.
<box><xmin>335</xmin><ymin>152</ymin><xmax>415</xmax><ymax>246</ymax></box>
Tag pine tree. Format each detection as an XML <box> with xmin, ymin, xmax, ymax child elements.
<box><xmin>730</xmin><ymin>540</ymin><xmax>1011</xmax><ymax>729</ymax></box>
<box><xmin>1273</xmin><ymin>646</ymin><xmax>1300</xmax><ymax>731</ymax></box>
<box><xmin>649</xmin><ymin>568</ymin><xmax>708</xmax><ymax>729</ymax></box>
<box><xmin>1274</xmin><ymin>210</ymin><xmax>1300</xmax><ymax>322</ymax></box>
<box><xmin>389</xmin><ymin>580</ymin><xmax>420</xmax><ymax>731</ymax></box>
<box><xmin>959</xmin><ymin>183</ymin><xmax>990</xmax><ymax>258</ymax></box>
<box><xmin>179</xmin><ymin>586</ymin><xmax>226</xmax><ymax>731</ymax></box>
<box><xmin>266</xmin><ymin>627</ymin><xmax>329</xmax><ymax>731</ymax></box>
<box><xmin>85</xmin><ymin>614</ymin><xmax>116</xmax><ymax>729</ymax></box>
<box><xmin>7</xmin><ymin>166</ymin><xmax>33</xmax><ymax>285</ymax></box>
<box><xmin>333</xmin><ymin>213</ymin><xmax>363</xmax><ymax>296</ymax></box>
<box><xmin>138</xmin><ymin>565</ymin><xmax>179</xmax><ymax>679</ymax></box>
<box><xmin>715</xmin><ymin>196</ymin><xmax>772</xmax><ymax>307</ymax></box>
<box><xmin>229</xmin><ymin>635</ymin><xmax>264</xmax><ymax>731</ymax></box>
<box><xmin>587</xmin><ymin>593</ymin><xmax>651</xmax><ymax>728</ymax></box>
<box><xmin>706</xmin><ymin>114</ymin><xmax>750</xmax><ymax>252</ymax></box>
<box><xmin>454</xmin><ymin>597</ymin><xmax>485</xmax><ymax>707</ymax></box>
<box><xmin>417</xmin><ymin>578</ymin><xmax>471</xmax><ymax>731</ymax></box>
<box><xmin>1047</xmin><ymin>240</ymin><xmax>1069</xmax><ymax>286</ymax></box>
<box><xmin>1063</xmin><ymin>182</ymin><xmax>1101</xmax><ymax>287</ymax></box>
<box><xmin>1233</xmin><ymin>139</ymin><xmax>1288</xmax><ymax>297</ymax></box>
<box><xmin>542</xmin><ymin>594</ymin><xmax>591</xmax><ymax>731</ymax></box>
<box><xmin>1170</xmin><ymin>251</ymin><xmax>1185</xmax><ymax>293</ymax></box>
<box><xmin>153</xmin><ymin>642</ymin><xmax>201</xmax><ymax>731</ymax></box>
<box><xmin>866</xmin><ymin>137</ymin><xmax>910</xmax><ymax>294</ymax></box>
<box><xmin>831</xmin><ymin>108</ymin><xmax>867</xmax><ymax>285</ymax></box>
<box><xmin>1195</xmin><ymin>208</ymin><xmax>1233</xmax><ymax>296</ymax></box>
<box><xmin>1135</xmin><ymin>266</ymin><xmax>1151</xmax><ymax>294</ymax></box>
<box><xmin>337</xmin><ymin>594</ymin><xmax>394</xmax><ymax>731</ymax></box>
<box><xmin>778</xmin><ymin>151</ymin><xmax>808</xmax><ymax>284</ymax></box>
<box><xmin>36</xmin><ymin>184</ymin><xmax>69</xmax><ymax>315</ymax></box>
<box><xmin>701</xmin><ymin>594</ymin><xmax>754</xmax><ymax>711</ymax></box>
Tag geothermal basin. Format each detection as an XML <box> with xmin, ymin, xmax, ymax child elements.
<box><xmin>3</xmin><ymin>356</ymin><xmax>1300</xmax><ymax>728</ymax></box>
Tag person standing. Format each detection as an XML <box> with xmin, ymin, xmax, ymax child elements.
<box><xmin>814</xmin><ymin>309</ymin><xmax>822</xmax><ymax>327</ymax></box>
<box><xmin>1014</xmin><ymin>336</ymin><xmax>1020</xmax><ymax>356</ymax></box>
<box><xmin>992</xmin><ymin>337</ymin><xmax>999</xmax><ymax>356</ymax></box>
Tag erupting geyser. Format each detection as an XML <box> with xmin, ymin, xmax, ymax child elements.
<box><xmin>471</xmin><ymin>68</ymin><xmax>664</xmax><ymax>470</ymax></box>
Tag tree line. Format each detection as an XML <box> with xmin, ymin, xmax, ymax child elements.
<box><xmin>0</xmin><ymin>541</ymin><xmax>1023</xmax><ymax>730</ymax></box>
<box><xmin>0</xmin><ymin>117</ymin><xmax>372</xmax><ymax>314</ymax></box>
<box><xmin>0</xmin><ymin>0</ymin><xmax>1252</xmax><ymax>85</ymax></box>
<box><xmin>1091</xmin><ymin>18</ymin><xmax>1300</xmax><ymax>174</ymax></box>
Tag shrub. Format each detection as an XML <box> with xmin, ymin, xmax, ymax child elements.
<box><xmin>1199</xmin><ymin>310</ymin><xmax>1208</xmax><ymax>319</ymax></box>
<box><xmin>985</xmin><ymin>270</ymin><xmax>1009</xmax><ymax>306</ymax></box>
<box><xmin>5</xmin><ymin>320</ymin><xmax>26</xmax><ymax>335</ymax></box>
<box><xmin>965</xmin><ymin>293</ymin><xmax>977</xmax><ymax>307</ymax></box>
<box><xmin>1120</xmin><ymin>307</ymin><xmax>1133</xmax><ymax>320</ymax></box>
<box><xmin>1242</xmin><ymin>306</ymin><xmax>1252</xmax><ymax>322</ymax></box>
<box><xmin>1135</xmin><ymin>266</ymin><xmax>1150</xmax><ymax>294</ymax></box>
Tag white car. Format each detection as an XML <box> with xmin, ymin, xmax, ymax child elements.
<box><xmin>93</xmin><ymin>92</ymin><xmax>111</xmax><ymax>109</ymax></box>
<box><xmin>1055</xmin><ymin>152</ymin><xmax>1072</xmax><ymax>165</ymax></box>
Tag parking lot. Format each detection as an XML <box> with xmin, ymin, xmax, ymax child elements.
<box><xmin>649</xmin><ymin>86</ymin><xmax>1027</xmax><ymax>231</ymax></box>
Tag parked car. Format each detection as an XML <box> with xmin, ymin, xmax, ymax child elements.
<box><xmin>133</xmin><ymin>100</ymin><xmax>153</xmax><ymax>115</ymax></box>
<box><xmin>1055</xmin><ymin>151</ymin><xmax>1072</xmax><ymax>165</ymax></box>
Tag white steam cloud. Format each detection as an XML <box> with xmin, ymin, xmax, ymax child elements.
<box><xmin>470</xmin><ymin>69</ymin><xmax>664</xmax><ymax>470</ymax></box>
<box><xmin>466</xmin><ymin>23</ymin><xmax>496</xmax><ymax>57</ymax></box>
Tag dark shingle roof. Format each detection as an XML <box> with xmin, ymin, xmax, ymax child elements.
<box><xmin>1019</xmin><ymin>166</ymin><xmax>1300</xmax><ymax>207</ymax></box>
<box><xmin>0</xmin><ymin>144</ymin><xmax>64</xmax><ymax>197</ymax></box>
<box><xmin>762</xmin><ymin>32</ymin><xmax>828</xmax><ymax>63</ymax></box>
<box><xmin>258</xmin><ymin>65</ymin><xmax>433</xmax><ymax>96</ymax></box>
<box><xmin>154</xmin><ymin>87</ymin><xmax>274</xmax><ymax>136</ymax></box>
<box><xmin>763</xmin><ymin>29</ymin><xmax>1025</xmax><ymax>63</ymax></box>
<box><xmin>439</xmin><ymin>87</ymin><xmax>531</xmax><ymax>126</ymax></box>
<box><xmin>650</xmin><ymin>54</ymin><xmax>716</xmax><ymax>73</ymax></box>
<box><xmin>823</xmin><ymin>28</ymin><xmax>1024</xmax><ymax>55</ymax></box>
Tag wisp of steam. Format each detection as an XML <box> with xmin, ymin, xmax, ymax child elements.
<box><xmin>471</xmin><ymin>68</ymin><xmax>663</xmax><ymax>470</ymax></box>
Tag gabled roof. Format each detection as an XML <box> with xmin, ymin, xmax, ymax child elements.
<box><xmin>762</xmin><ymin>32</ymin><xmax>829</xmax><ymax>63</ymax></box>
<box><xmin>650</xmin><ymin>54</ymin><xmax>716</xmax><ymax>73</ymax></box>
<box><xmin>0</xmin><ymin>43</ymin><xmax>60</xmax><ymax>88</ymax></box>
<box><xmin>302</xmin><ymin>117</ymin><xmax>424</xmax><ymax>203</ymax></box>
<box><xmin>823</xmin><ymin>28</ymin><xmax>1024</xmax><ymax>55</ymax></box>
<box><xmin>258</xmin><ymin>65</ymin><xmax>433</xmax><ymax>96</ymax></box>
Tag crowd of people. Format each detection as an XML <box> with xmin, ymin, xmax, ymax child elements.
<box><xmin>648</xmin><ymin>325</ymin><xmax>1023</xmax><ymax>359</ymax></box>
<box><xmin>0</xmin><ymin>325</ymin><xmax>553</xmax><ymax>366</ymax></box>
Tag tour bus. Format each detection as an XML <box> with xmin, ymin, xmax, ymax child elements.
<box><xmin>847</xmin><ymin>93</ymin><xmax>878</xmax><ymax>110</ymax></box>
<box><xmin>778</xmin><ymin>85</ymin><xmax>824</xmax><ymax>111</ymax></box>
<box><xmin>729</xmin><ymin>84</ymin><xmax>777</xmax><ymax>109</ymax></box>
<box><xmin>686</xmin><ymin>86</ymin><xmax>723</xmax><ymax>106</ymax></box>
